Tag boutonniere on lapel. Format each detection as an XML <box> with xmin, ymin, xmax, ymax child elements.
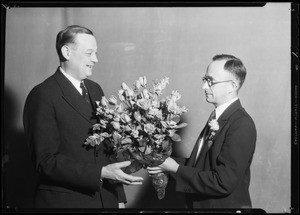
<box><xmin>207</xmin><ymin>119</ymin><xmax>219</xmax><ymax>148</ymax></box>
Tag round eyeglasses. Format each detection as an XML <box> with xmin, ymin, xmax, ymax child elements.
<box><xmin>202</xmin><ymin>76</ymin><xmax>233</xmax><ymax>87</ymax></box>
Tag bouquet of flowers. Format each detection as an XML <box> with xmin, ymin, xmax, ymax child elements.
<box><xmin>84</xmin><ymin>76</ymin><xmax>188</xmax><ymax>199</ymax></box>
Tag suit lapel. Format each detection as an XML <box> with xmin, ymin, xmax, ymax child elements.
<box><xmin>53</xmin><ymin>69</ymin><xmax>94</xmax><ymax>124</ymax></box>
<box><xmin>194</xmin><ymin>99</ymin><xmax>243</xmax><ymax>166</ymax></box>
<box><xmin>211</xmin><ymin>99</ymin><xmax>242</xmax><ymax>142</ymax></box>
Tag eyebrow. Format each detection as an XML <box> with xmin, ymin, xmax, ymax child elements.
<box><xmin>86</xmin><ymin>49</ymin><xmax>97</xmax><ymax>52</ymax></box>
<box><xmin>204</xmin><ymin>75</ymin><xmax>214</xmax><ymax>80</ymax></box>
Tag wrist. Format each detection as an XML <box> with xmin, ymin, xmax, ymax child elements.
<box><xmin>173</xmin><ymin>163</ymin><xmax>179</xmax><ymax>173</ymax></box>
<box><xmin>100</xmin><ymin>166</ymin><xmax>107</xmax><ymax>179</ymax></box>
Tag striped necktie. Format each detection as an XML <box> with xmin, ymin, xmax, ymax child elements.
<box><xmin>80</xmin><ymin>81</ymin><xmax>90</xmax><ymax>104</ymax></box>
<box><xmin>194</xmin><ymin>109</ymin><xmax>216</xmax><ymax>165</ymax></box>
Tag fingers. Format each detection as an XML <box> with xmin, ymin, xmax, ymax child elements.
<box><xmin>123</xmin><ymin>174</ymin><xmax>143</xmax><ymax>182</ymax></box>
<box><xmin>147</xmin><ymin>166</ymin><xmax>161</xmax><ymax>170</ymax></box>
<box><xmin>120</xmin><ymin>177</ymin><xmax>143</xmax><ymax>185</ymax></box>
<box><xmin>147</xmin><ymin>166</ymin><xmax>163</xmax><ymax>175</ymax></box>
<box><xmin>148</xmin><ymin>169</ymin><xmax>163</xmax><ymax>174</ymax></box>
<box><xmin>119</xmin><ymin>172</ymin><xmax>143</xmax><ymax>185</ymax></box>
<box><xmin>123</xmin><ymin>181</ymin><xmax>143</xmax><ymax>185</ymax></box>
<box><xmin>115</xmin><ymin>160</ymin><xmax>131</xmax><ymax>168</ymax></box>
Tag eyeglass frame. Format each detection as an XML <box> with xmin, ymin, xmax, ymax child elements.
<box><xmin>202</xmin><ymin>76</ymin><xmax>235</xmax><ymax>87</ymax></box>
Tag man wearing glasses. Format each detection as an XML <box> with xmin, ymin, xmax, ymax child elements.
<box><xmin>148</xmin><ymin>54</ymin><xmax>257</xmax><ymax>209</ymax></box>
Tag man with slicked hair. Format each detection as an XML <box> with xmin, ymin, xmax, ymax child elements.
<box><xmin>23</xmin><ymin>25</ymin><xmax>143</xmax><ymax>209</ymax></box>
<box><xmin>148</xmin><ymin>54</ymin><xmax>256</xmax><ymax>209</ymax></box>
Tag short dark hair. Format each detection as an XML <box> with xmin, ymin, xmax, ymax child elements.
<box><xmin>212</xmin><ymin>54</ymin><xmax>247</xmax><ymax>88</ymax></box>
<box><xmin>56</xmin><ymin>25</ymin><xmax>94</xmax><ymax>62</ymax></box>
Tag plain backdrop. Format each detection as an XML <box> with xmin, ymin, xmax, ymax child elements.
<box><xmin>3</xmin><ymin>3</ymin><xmax>291</xmax><ymax>213</ymax></box>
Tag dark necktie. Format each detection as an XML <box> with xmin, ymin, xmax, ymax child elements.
<box><xmin>80</xmin><ymin>81</ymin><xmax>90</xmax><ymax>104</ymax></box>
<box><xmin>194</xmin><ymin>109</ymin><xmax>216</xmax><ymax>165</ymax></box>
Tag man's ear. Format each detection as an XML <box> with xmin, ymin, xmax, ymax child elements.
<box><xmin>232</xmin><ymin>81</ymin><xmax>239</xmax><ymax>90</ymax></box>
<box><xmin>61</xmin><ymin>45</ymin><xmax>71</xmax><ymax>60</ymax></box>
<box><xmin>228</xmin><ymin>80</ymin><xmax>239</xmax><ymax>94</ymax></box>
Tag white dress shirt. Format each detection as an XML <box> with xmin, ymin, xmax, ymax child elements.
<box><xmin>59</xmin><ymin>67</ymin><xmax>83</xmax><ymax>95</ymax></box>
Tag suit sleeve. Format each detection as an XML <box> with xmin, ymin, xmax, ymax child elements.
<box><xmin>24</xmin><ymin>86</ymin><xmax>103</xmax><ymax>192</ymax></box>
<box><xmin>175</xmin><ymin>116</ymin><xmax>256</xmax><ymax>196</ymax></box>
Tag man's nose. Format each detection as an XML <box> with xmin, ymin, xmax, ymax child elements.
<box><xmin>202</xmin><ymin>81</ymin><xmax>209</xmax><ymax>90</ymax></box>
<box><xmin>91</xmin><ymin>53</ymin><xmax>98</xmax><ymax>63</ymax></box>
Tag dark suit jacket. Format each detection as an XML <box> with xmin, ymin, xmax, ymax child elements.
<box><xmin>23</xmin><ymin>68</ymin><xmax>126</xmax><ymax>208</ymax></box>
<box><xmin>175</xmin><ymin>99</ymin><xmax>256</xmax><ymax>208</ymax></box>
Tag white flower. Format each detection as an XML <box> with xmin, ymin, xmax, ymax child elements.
<box><xmin>153</xmin><ymin>77</ymin><xmax>169</xmax><ymax>95</ymax></box>
<box><xmin>208</xmin><ymin>119</ymin><xmax>219</xmax><ymax>131</ymax></box>
<box><xmin>131</xmin><ymin>128</ymin><xmax>139</xmax><ymax>138</ymax></box>
<box><xmin>101</xmin><ymin>96</ymin><xmax>109</xmax><ymax>107</ymax></box>
<box><xmin>108</xmin><ymin>96</ymin><xmax>118</xmax><ymax>105</ymax></box>
<box><xmin>111</xmin><ymin>121</ymin><xmax>121</xmax><ymax>130</ymax></box>
<box><xmin>170</xmin><ymin>90</ymin><xmax>181</xmax><ymax>102</ymax></box>
<box><xmin>85</xmin><ymin>76</ymin><xmax>188</xmax><ymax>180</ymax></box>
<box><xmin>134</xmin><ymin>111</ymin><xmax>142</xmax><ymax>122</ymax></box>
<box><xmin>85</xmin><ymin>133</ymin><xmax>103</xmax><ymax>147</ymax></box>
<box><xmin>139</xmin><ymin>76</ymin><xmax>147</xmax><ymax>86</ymax></box>
<box><xmin>135</xmin><ymin>79</ymin><xmax>141</xmax><ymax>89</ymax></box>
<box><xmin>121</xmin><ymin>113</ymin><xmax>131</xmax><ymax>123</ymax></box>
<box><xmin>144</xmin><ymin>123</ymin><xmax>156</xmax><ymax>134</ymax></box>
<box><xmin>137</xmin><ymin>98</ymin><xmax>151</xmax><ymax>110</ymax></box>
<box><xmin>118</xmin><ymin>89</ymin><xmax>125</xmax><ymax>102</ymax></box>
<box><xmin>142</xmin><ymin>89</ymin><xmax>150</xmax><ymax>99</ymax></box>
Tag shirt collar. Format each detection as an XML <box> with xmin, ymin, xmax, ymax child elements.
<box><xmin>215</xmin><ymin>97</ymin><xmax>238</xmax><ymax>120</ymax></box>
<box><xmin>59</xmin><ymin>67</ymin><xmax>82</xmax><ymax>94</ymax></box>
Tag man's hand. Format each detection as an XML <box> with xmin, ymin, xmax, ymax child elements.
<box><xmin>101</xmin><ymin>161</ymin><xmax>143</xmax><ymax>185</ymax></box>
<box><xmin>147</xmin><ymin>157</ymin><xmax>179</xmax><ymax>174</ymax></box>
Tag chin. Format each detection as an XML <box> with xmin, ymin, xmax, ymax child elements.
<box><xmin>85</xmin><ymin>71</ymin><xmax>92</xmax><ymax>77</ymax></box>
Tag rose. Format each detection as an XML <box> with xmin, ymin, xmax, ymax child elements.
<box><xmin>84</xmin><ymin>133</ymin><xmax>103</xmax><ymax>147</ymax></box>
<box><xmin>131</xmin><ymin>127</ymin><xmax>139</xmax><ymax>138</ymax></box>
<box><xmin>137</xmin><ymin>98</ymin><xmax>151</xmax><ymax>110</ymax></box>
<box><xmin>148</xmin><ymin>108</ymin><xmax>163</xmax><ymax>120</ymax></box>
<box><xmin>167</xmin><ymin>100</ymin><xmax>179</xmax><ymax>113</ymax></box>
<box><xmin>144</xmin><ymin>123</ymin><xmax>156</xmax><ymax>134</ymax></box>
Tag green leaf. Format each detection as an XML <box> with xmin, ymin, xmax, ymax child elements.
<box><xmin>171</xmin><ymin>116</ymin><xmax>180</xmax><ymax>123</ymax></box>
<box><xmin>176</xmin><ymin>123</ymin><xmax>188</xmax><ymax>129</ymax></box>
<box><xmin>138</xmin><ymin>138</ymin><xmax>148</xmax><ymax>147</ymax></box>
<box><xmin>161</xmin><ymin>140</ymin><xmax>170</xmax><ymax>149</ymax></box>
<box><xmin>171</xmin><ymin>133</ymin><xmax>182</xmax><ymax>142</ymax></box>
<box><xmin>138</xmin><ymin>146</ymin><xmax>145</xmax><ymax>152</ymax></box>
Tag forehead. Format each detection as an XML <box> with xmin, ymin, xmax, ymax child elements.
<box><xmin>73</xmin><ymin>33</ymin><xmax>97</xmax><ymax>49</ymax></box>
<box><xmin>206</xmin><ymin>60</ymin><xmax>229</xmax><ymax>79</ymax></box>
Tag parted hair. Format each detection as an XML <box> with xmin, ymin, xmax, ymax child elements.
<box><xmin>213</xmin><ymin>54</ymin><xmax>247</xmax><ymax>89</ymax></box>
<box><xmin>56</xmin><ymin>25</ymin><xmax>94</xmax><ymax>62</ymax></box>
